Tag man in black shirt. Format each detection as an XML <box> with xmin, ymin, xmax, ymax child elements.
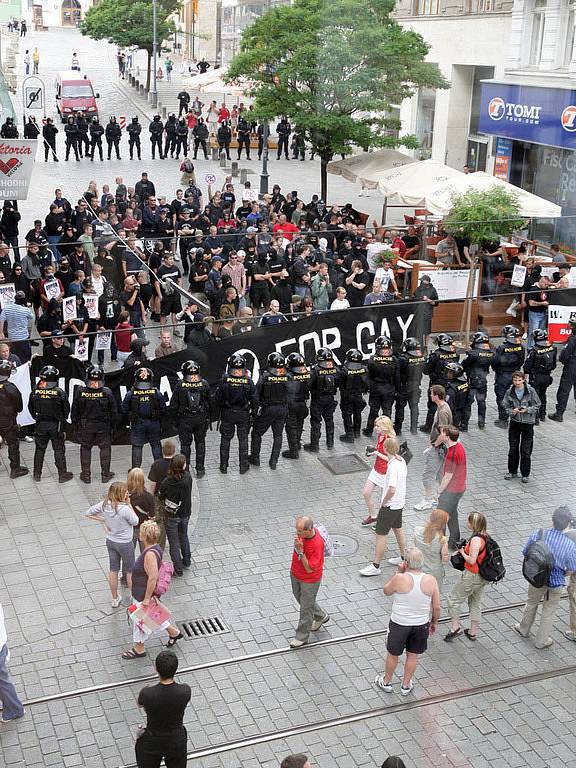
<box><xmin>147</xmin><ymin>439</ymin><xmax>176</xmax><ymax>495</ymax></box>
<box><xmin>135</xmin><ymin>651</ymin><xmax>191</xmax><ymax>768</ymax></box>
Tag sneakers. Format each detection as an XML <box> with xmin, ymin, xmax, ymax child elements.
<box><xmin>513</xmin><ymin>623</ymin><xmax>528</xmax><ymax>638</ymax></box>
<box><xmin>388</xmin><ymin>556</ymin><xmax>404</xmax><ymax>566</ymax></box>
<box><xmin>400</xmin><ymin>681</ymin><xmax>414</xmax><ymax>696</ymax></box>
<box><xmin>23</xmin><ymin>436</ymin><xmax>33</xmax><ymax>443</ymax></box>
<box><xmin>504</xmin><ymin>473</ymin><xmax>517</xmax><ymax>480</ymax></box>
<box><xmin>1</xmin><ymin>709</ymin><xmax>25</xmax><ymax>723</ymax></box>
<box><xmin>413</xmin><ymin>498</ymin><xmax>436</xmax><ymax>511</ymax></box>
<box><xmin>534</xmin><ymin>638</ymin><xmax>553</xmax><ymax>649</ymax></box>
<box><xmin>521</xmin><ymin>476</ymin><xmax>529</xmax><ymax>484</ymax></box>
<box><xmin>311</xmin><ymin>613</ymin><xmax>330</xmax><ymax>631</ymax></box>
<box><xmin>289</xmin><ymin>638</ymin><xmax>307</xmax><ymax>649</ymax></box>
<box><xmin>359</xmin><ymin>563</ymin><xmax>381</xmax><ymax>577</ymax></box>
<box><xmin>111</xmin><ymin>596</ymin><xmax>122</xmax><ymax>608</ymax></box>
<box><xmin>361</xmin><ymin>515</ymin><xmax>377</xmax><ymax>527</ymax></box>
<box><xmin>374</xmin><ymin>675</ymin><xmax>393</xmax><ymax>692</ymax></box>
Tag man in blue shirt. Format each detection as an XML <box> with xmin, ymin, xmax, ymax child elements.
<box><xmin>0</xmin><ymin>291</ymin><xmax>34</xmax><ymax>362</ymax></box>
<box><xmin>515</xmin><ymin>505</ymin><xmax>576</xmax><ymax>648</ymax></box>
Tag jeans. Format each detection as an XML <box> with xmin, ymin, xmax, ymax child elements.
<box><xmin>437</xmin><ymin>490</ymin><xmax>464</xmax><ymax>547</ymax></box>
<box><xmin>0</xmin><ymin>643</ymin><xmax>25</xmax><ymax>721</ymax></box>
<box><xmin>164</xmin><ymin>516</ymin><xmax>191</xmax><ymax>573</ymax></box>
<box><xmin>47</xmin><ymin>234</ymin><xmax>61</xmax><ymax>262</ymax></box>
<box><xmin>294</xmin><ymin>284</ymin><xmax>310</xmax><ymax>299</ymax></box>
<box><xmin>508</xmin><ymin>421</ymin><xmax>534</xmax><ymax>478</ymax></box>
<box><xmin>527</xmin><ymin>312</ymin><xmax>547</xmax><ymax>350</ymax></box>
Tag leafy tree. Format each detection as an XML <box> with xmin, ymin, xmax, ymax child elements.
<box><xmin>443</xmin><ymin>187</ymin><xmax>526</xmax><ymax>244</ymax></box>
<box><xmin>81</xmin><ymin>0</ymin><xmax>180</xmax><ymax>92</ymax></box>
<box><xmin>226</xmin><ymin>0</ymin><xmax>448</xmax><ymax>199</ymax></box>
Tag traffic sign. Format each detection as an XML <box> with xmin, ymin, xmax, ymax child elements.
<box><xmin>204</xmin><ymin>173</ymin><xmax>216</xmax><ymax>185</ymax></box>
<box><xmin>25</xmin><ymin>86</ymin><xmax>43</xmax><ymax>110</ymax></box>
<box><xmin>119</xmin><ymin>116</ymin><xmax>126</xmax><ymax>130</ymax></box>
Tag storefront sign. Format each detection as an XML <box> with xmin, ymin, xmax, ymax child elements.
<box><xmin>547</xmin><ymin>289</ymin><xmax>576</xmax><ymax>342</ymax></box>
<box><xmin>494</xmin><ymin>137</ymin><xmax>512</xmax><ymax>181</ymax></box>
<box><xmin>0</xmin><ymin>140</ymin><xmax>37</xmax><ymax>200</ymax></box>
<box><xmin>479</xmin><ymin>83</ymin><xmax>576</xmax><ymax>151</ymax></box>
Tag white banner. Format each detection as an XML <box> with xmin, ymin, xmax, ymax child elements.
<box><xmin>11</xmin><ymin>363</ymin><xmax>34</xmax><ymax>427</ymax></box>
<box><xmin>0</xmin><ymin>140</ymin><xmax>37</xmax><ymax>200</ymax></box>
<box><xmin>425</xmin><ymin>268</ymin><xmax>480</xmax><ymax>302</ymax></box>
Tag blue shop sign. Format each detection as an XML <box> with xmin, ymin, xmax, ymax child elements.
<box><xmin>479</xmin><ymin>82</ymin><xmax>576</xmax><ymax>150</ymax></box>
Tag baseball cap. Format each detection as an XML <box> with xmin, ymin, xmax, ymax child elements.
<box><xmin>247</xmin><ymin>226</ymin><xmax>258</xmax><ymax>233</ymax></box>
<box><xmin>51</xmin><ymin>329</ymin><xmax>65</xmax><ymax>337</ymax></box>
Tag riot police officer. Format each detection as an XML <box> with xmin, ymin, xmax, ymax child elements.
<box><xmin>42</xmin><ymin>117</ymin><xmax>59</xmax><ymax>162</ymax></box>
<box><xmin>127</xmin><ymin>116</ymin><xmax>142</xmax><ymax>160</ymax></box>
<box><xmin>339</xmin><ymin>348</ymin><xmax>368</xmax><ymax>443</ymax></box>
<box><xmin>75</xmin><ymin>111</ymin><xmax>90</xmax><ymax>158</ymax></box>
<box><xmin>71</xmin><ymin>365</ymin><xmax>117</xmax><ymax>484</ymax></box>
<box><xmin>492</xmin><ymin>324</ymin><xmax>525</xmax><ymax>427</ymax></box>
<box><xmin>215</xmin><ymin>353</ymin><xmax>258</xmax><ymax>474</ymax></box>
<box><xmin>164</xmin><ymin>113</ymin><xmax>178</xmax><ymax>158</ymax></box>
<box><xmin>523</xmin><ymin>329</ymin><xmax>557</xmax><ymax>422</ymax></box>
<box><xmin>363</xmin><ymin>336</ymin><xmax>399</xmax><ymax>436</ymax></box>
<box><xmin>121</xmin><ymin>367</ymin><xmax>167</xmax><ymax>468</ymax></box>
<box><xmin>28</xmin><ymin>365</ymin><xmax>73</xmax><ymax>483</ymax></box>
<box><xmin>64</xmin><ymin>115</ymin><xmax>80</xmax><ymax>161</ymax></box>
<box><xmin>106</xmin><ymin>116</ymin><xmax>122</xmax><ymax>160</ymax></box>
<box><xmin>0</xmin><ymin>117</ymin><xmax>19</xmax><ymax>138</ymax></box>
<box><xmin>461</xmin><ymin>331</ymin><xmax>494</xmax><ymax>429</ymax></box>
<box><xmin>89</xmin><ymin>116</ymin><xmax>104</xmax><ymax>161</ymax></box>
<box><xmin>0</xmin><ymin>360</ymin><xmax>28</xmax><ymax>479</ymax></box>
<box><xmin>237</xmin><ymin>117</ymin><xmax>251</xmax><ymax>160</ymax></box>
<box><xmin>444</xmin><ymin>362</ymin><xmax>472</xmax><ymax>430</ymax></box>
<box><xmin>303</xmin><ymin>348</ymin><xmax>341</xmax><ymax>452</ymax></box>
<box><xmin>282</xmin><ymin>352</ymin><xmax>312</xmax><ymax>460</ymax></box>
<box><xmin>394</xmin><ymin>337</ymin><xmax>425</xmax><ymax>435</ymax></box>
<box><xmin>276</xmin><ymin>117</ymin><xmax>291</xmax><ymax>160</ymax></box>
<box><xmin>169</xmin><ymin>360</ymin><xmax>211</xmax><ymax>478</ymax></box>
<box><xmin>249</xmin><ymin>352</ymin><xmax>289</xmax><ymax>469</ymax></box>
<box><xmin>175</xmin><ymin>118</ymin><xmax>188</xmax><ymax>158</ymax></box>
<box><xmin>149</xmin><ymin>115</ymin><xmax>164</xmax><ymax>159</ymax></box>
<box><xmin>420</xmin><ymin>333</ymin><xmax>459</xmax><ymax>432</ymax></box>
<box><xmin>550</xmin><ymin>318</ymin><xmax>576</xmax><ymax>422</ymax></box>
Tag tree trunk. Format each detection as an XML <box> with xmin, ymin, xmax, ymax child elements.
<box><xmin>146</xmin><ymin>49</ymin><xmax>152</xmax><ymax>93</ymax></box>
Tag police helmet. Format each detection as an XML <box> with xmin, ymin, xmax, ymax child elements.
<box><xmin>345</xmin><ymin>348</ymin><xmax>364</xmax><ymax>370</ymax></box>
<box><xmin>87</xmin><ymin>365</ymin><xmax>104</xmax><ymax>382</ymax></box>
<box><xmin>132</xmin><ymin>116</ymin><xmax>139</xmax><ymax>123</ymax></box>
<box><xmin>40</xmin><ymin>365</ymin><xmax>59</xmax><ymax>388</ymax></box>
<box><xmin>471</xmin><ymin>331</ymin><xmax>489</xmax><ymax>347</ymax></box>
<box><xmin>92</xmin><ymin>116</ymin><xmax>99</xmax><ymax>123</ymax></box>
<box><xmin>374</xmin><ymin>335</ymin><xmax>392</xmax><ymax>350</ymax></box>
<box><xmin>227</xmin><ymin>352</ymin><xmax>246</xmax><ymax>370</ymax></box>
<box><xmin>0</xmin><ymin>360</ymin><xmax>13</xmax><ymax>381</ymax></box>
<box><xmin>134</xmin><ymin>367</ymin><xmax>153</xmax><ymax>389</ymax></box>
<box><xmin>402</xmin><ymin>337</ymin><xmax>422</xmax><ymax>357</ymax></box>
<box><xmin>286</xmin><ymin>352</ymin><xmax>305</xmax><ymax>370</ymax></box>
<box><xmin>316</xmin><ymin>347</ymin><xmax>334</xmax><ymax>369</ymax></box>
<box><xmin>181</xmin><ymin>360</ymin><xmax>200</xmax><ymax>382</ymax></box>
<box><xmin>501</xmin><ymin>324</ymin><xmax>521</xmax><ymax>342</ymax></box>
<box><xmin>533</xmin><ymin>328</ymin><xmax>549</xmax><ymax>347</ymax></box>
<box><xmin>436</xmin><ymin>333</ymin><xmax>454</xmax><ymax>351</ymax></box>
<box><xmin>267</xmin><ymin>352</ymin><xmax>285</xmax><ymax>370</ymax></box>
<box><xmin>444</xmin><ymin>361</ymin><xmax>464</xmax><ymax>378</ymax></box>
<box><xmin>110</xmin><ymin>116</ymin><xmax>116</xmax><ymax>123</ymax></box>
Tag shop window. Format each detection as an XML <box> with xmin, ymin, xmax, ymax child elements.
<box><xmin>415</xmin><ymin>87</ymin><xmax>436</xmax><ymax>158</ymax></box>
<box><xmin>529</xmin><ymin>0</ymin><xmax>547</xmax><ymax>66</ymax></box>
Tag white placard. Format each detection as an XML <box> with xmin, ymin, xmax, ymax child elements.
<box><xmin>96</xmin><ymin>331</ymin><xmax>112</xmax><ymax>351</ymax></box>
<box><xmin>204</xmin><ymin>173</ymin><xmax>216</xmax><ymax>185</ymax></box>
<box><xmin>43</xmin><ymin>279</ymin><xmax>61</xmax><ymax>300</ymax></box>
<box><xmin>74</xmin><ymin>338</ymin><xmax>89</xmax><ymax>361</ymax></box>
<box><xmin>423</xmin><ymin>268</ymin><xmax>480</xmax><ymax>301</ymax></box>
<box><xmin>84</xmin><ymin>295</ymin><xmax>99</xmax><ymax>319</ymax></box>
<box><xmin>539</xmin><ymin>266</ymin><xmax>558</xmax><ymax>280</ymax></box>
<box><xmin>569</xmin><ymin>267</ymin><xmax>576</xmax><ymax>288</ymax></box>
<box><xmin>511</xmin><ymin>264</ymin><xmax>527</xmax><ymax>288</ymax></box>
<box><xmin>62</xmin><ymin>296</ymin><xmax>76</xmax><ymax>323</ymax></box>
<box><xmin>0</xmin><ymin>282</ymin><xmax>15</xmax><ymax>310</ymax></box>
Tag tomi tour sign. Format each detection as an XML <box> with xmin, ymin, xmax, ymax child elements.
<box><xmin>479</xmin><ymin>82</ymin><xmax>576</xmax><ymax>150</ymax></box>
<box><xmin>0</xmin><ymin>140</ymin><xmax>37</xmax><ymax>200</ymax></box>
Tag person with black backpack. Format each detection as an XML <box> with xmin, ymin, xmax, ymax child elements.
<box><xmin>516</xmin><ymin>506</ymin><xmax>576</xmax><ymax>649</ymax></box>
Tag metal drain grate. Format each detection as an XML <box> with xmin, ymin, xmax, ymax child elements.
<box><xmin>178</xmin><ymin>616</ymin><xmax>230</xmax><ymax>639</ymax></box>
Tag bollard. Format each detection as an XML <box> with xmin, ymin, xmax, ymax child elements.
<box><xmin>231</xmin><ymin>161</ymin><xmax>239</xmax><ymax>177</ymax></box>
<box><xmin>162</xmin><ymin>106</ymin><xmax>167</xmax><ymax>118</ymax></box>
<box><xmin>219</xmin><ymin>152</ymin><xmax>227</xmax><ymax>168</ymax></box>
<box><xmin>211</xmin><ymin>146</ymin><xmax>219</xmax><ymax>161</ymax></box>
<box><xmin>240</xmin><ymin>168</ymin><xmax>248</xmax><ymax>184</ymax></box>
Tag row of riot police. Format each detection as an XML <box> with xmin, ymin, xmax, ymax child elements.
<box><xmin>55</xmin><ymin>114</ymin><xmax>142</xmax><ymax>162</ymax></box>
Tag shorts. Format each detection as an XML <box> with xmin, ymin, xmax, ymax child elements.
<box><xmin>106</xmin><ymin>539</ymin><xmax>136</xmax><ymax>573</ymax></box>
<box><xmin>375</xmin><ymin>505</ymin><xmax>403</xmax><ymax>535</ymax></box>
<box><xmin>368</xmin><ymin>468</ymin><xmax>388</xmax><ymax>489</ymax></box>
<box><xmin>387</xmin><ymin>619</ymin><xmax>429</xmax><ymax>656</ymax></box>
<box><xmin>161</xmin><ymin>294</ymin><xmax>182</xmax><ymax>316</ymax></box>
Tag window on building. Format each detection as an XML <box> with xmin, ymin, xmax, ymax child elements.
<box><xmin>414</xmin><ymin>0</ymin><xmax>441</xmax><ymax>15</ymax></box>
<box><xmin>529</xmin><ymin>0</ymin><xmax>547</xmax><ymax>66</ymax></box>
<box><xmin>563</xmin><ymin>2</ymin><xmax>576</xmax><ymax>67</ymax></box>
<box><xmin>415</xmin><ymin>88</ymin><xmax>436</xmax><ymax>158</ymax></box>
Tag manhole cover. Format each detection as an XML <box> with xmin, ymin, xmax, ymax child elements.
<box><xmin>318</xmin><ymin>453</ymin><xmax>370</xmax><ymax>475</ymax></box>
<box><xmin>178</xmin><ymin>616</ymin><xmax>230</xmax><ymax>639</ymax></box>
<box><xmin>330</xmin><ymin>534</ymin><xmax>358</xmax><ymax>557</ymax></box>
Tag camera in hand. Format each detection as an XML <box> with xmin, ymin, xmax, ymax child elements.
<box><xmin>365</xmin><ymin>445</ymin><xmax>376</xmax><ymax>457</ymax></box>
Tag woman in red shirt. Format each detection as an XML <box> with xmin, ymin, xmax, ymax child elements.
<box><xmin>361</xmin><ymin>415</ymin><xmax>396</xmax><ymax>526</ymax></box>
<box><xmin>445</xmin><ymin>512</ymin><xmax>488</xmax><ymax>642</ymax></box>
<box><xmin>217</xmin><ymin>103</ymin><xmax>230</xmax><ymax>123</ymax></box>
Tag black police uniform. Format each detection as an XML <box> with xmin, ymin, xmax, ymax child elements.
<box><xmin>444</xmin><ymin>367</ymin><xmax>472</xmax><ymax>430</ymax></box>
<box><xmin>551</xmin><ymin>326</ymin><xmax>576</xmax><ymax>419</ymax></box>
<box><xmin>193</xmin><ymin>121</ymin><xmax>209</xmax><ymax>159</ymax></box>
<box><xmin>175</xmin><ymin>120</ymin><xmax>188</xmax><ymax>158</ymax></box>
<box><xmin>215</xmin><ymin>364</ymin><xmax>258</xmax><ymax>473</ymax></box>
<box><xmin>461</xmin><ymin>340</ymin><xmax>494</xmax><ymax>428</ymax></box>
<box><xmin>492</xmin><ymin>338</ymin><xmax>525</xmax><ymax>423</ymax></box>
<box><xmin>105</xmin><ymin>119</ymin><xmax>122</xmax><ymax>160</ymax></box>
<box><xmin>28</xmin><ymin>381</ymin><xmax>72</xmax><ymax>481</ymax></box>
<box><xmin>394</xmin><ymin>350</ymin><xmax>425</xmax><ymax>435</ymax></box>
<box><xmin>149</xmin><ymin>116</ymin><xmax>164</xmax><ymax>159</ymax></box>
<box><xmin>0</xmin><ymin>371</ymin><xmax>27</xmax><ymax>477</ymax></box>
<box><xmin>169</xmin><ymin>376</ymin><xmax>211</xmax><ymax>474</ymax></box>
<box><xmin>164</xmin><ymin>116</ymin><xmax>178</xmax><ymax>158</ymax></box>
<box><xmin>64</xmin><ymin>119</ymin><xmax>80</xmax><ymax>161</ymax></box>
<box><xmin>305</xmin><ymin>358</ymin><xmax>341</xmax><ymax>450</ymax></box>
<box><xmin>257</xmin><ymin>123</ymin><xmax>267</xmax><ymax>160</ymax></box>
<box><xmin>42</xmin><ymin>120</ymin><xmax>59</xmax><ymax>162</ymax></box>
<box><xmin>282</xmin><ymin>358</ymin><xmax>311</xmax><ymax>459</ymax></box>
<box><xmin>76</xmin><ymin>115</ymin><xmax>90</xmax><ymax>157</ymax></box>
<box><xmin>250</xmin><ymin>362</ymin><xmax>289</xmax><ymax>468</ymax></box>
<box><xmin>1</xmin><ymin>119</ymin><xmax>18</xmax><ymax>138</ymax></box>
<box><xmin>89</xmin><ymin>119</ymin><xmax>105</xmax><ymax>161</ymax></box>
<box><xmin>364</xmin><ymin>348</ymin><xmax>399</xmax><ymax>434</ymax></box>
<box><xmin>237</xmin><ymin>119</ymin><xmax>251</xmax><ymax>160</ymax></box>
<box><xmin>121</xmin><ymin>381</ymin><xmax>167</xmax><ymax>468</ymax></box>
<box><xmin>523</xmin><ymin>342</ymin><xmax>557</xmax><ymax>420</ymax></box>
<box><xmin>276</xmin><ymin>119</ymin><xmax>291</xmax><ymax>159</ymax></box>
<box><xmin>71</xmin><ymin>382</ymin><xmax>117</xmax><ymax>482</ymax></box>
<box><xmin>421</xmin><ymin>341</ymin><xmax>459</xmax><ymax>431</ymax></box>
<box><xmin>217</xmin><ymin>123</ymin><xmax>232</xmax><ymax>160</ymax></box>
<box><xmin>339</xmin><ymin>356</ymin><xmax>368</xmax><ymax>441</ymax></box>
<box><xmin>127</xmin><ymin>118</ymin><xmax>142</xmax><ymax>160</ymax></box>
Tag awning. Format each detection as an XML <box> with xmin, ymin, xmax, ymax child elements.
<box><xmin>376</xmin><ymin>159</ymin><xmax>464</xmax><ymax>206</ymax></box>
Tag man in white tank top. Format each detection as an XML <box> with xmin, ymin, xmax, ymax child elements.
<box><xmin>375</xmin><ymin>548</ymin><xmax>440</xmax><ymax>696</ymax></box>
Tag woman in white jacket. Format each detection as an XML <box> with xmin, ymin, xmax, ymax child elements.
<box><xmin>86</xmin><ymin>481</ymin><xmax>138</xmax><ymax>608</ymax></box>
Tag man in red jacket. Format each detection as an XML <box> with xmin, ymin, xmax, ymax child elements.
<box><xmin>290</xmin><ymin>516</ymin><xmax>329</xmax><ymax>648</ymax></box>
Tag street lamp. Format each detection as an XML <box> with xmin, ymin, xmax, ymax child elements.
<box><xmin>151</xmin><ymin>0</ymin><xmax>158</xmax><ymax>108</ymax></box>
<box><xmin>260</xmin><ymin>121</ymin><xmax>269</xmax><ymax>195</ymax></box>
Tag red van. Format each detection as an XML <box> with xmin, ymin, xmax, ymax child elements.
<box><xmin>55</xmin><ymin>71</ymin><xmax>100</xmax><ymax>121</ymax></box>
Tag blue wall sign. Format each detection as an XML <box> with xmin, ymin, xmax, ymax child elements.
<box><xmin>479</xmin><ymin>82</ymin><xmax>576</xmax><ymax>150</ymax></box>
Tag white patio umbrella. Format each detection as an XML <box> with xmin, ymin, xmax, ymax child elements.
<box><xmin>425</xmin><ymin>171</ymin><xmax>562</xmax><ymax>219</ymax></box>
<box><xmin>199</xmin><ymin>76</ymin><xmax>253</xmax><ymax>97</ymax></box>
<box><xmin>376</xmin><ymin>159</ymin><xmax>465</xmax><ymax>207</ymax></box>
<box><xmin>327</xmin><ymin>149</ymin><xmax>416</xmax><ymax>190</ymax></box>
<box><xmin>181</xmin><ymin>69</ymin><xmax>222</xmax><ymax>88</ymax></box>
